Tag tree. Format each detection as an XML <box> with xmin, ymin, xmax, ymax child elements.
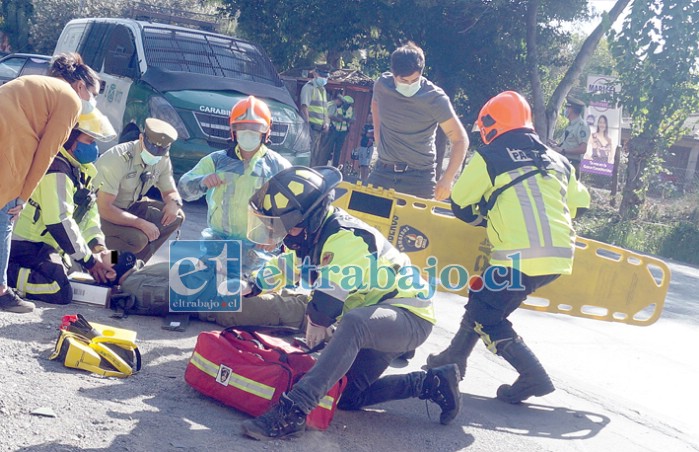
<box><xmin>610</xmin><ymin>0</ymin><xmax>699</xmax><ymax>219</ymax></box>
<box><xmin>0</xmin><ymin>0</ymin><xmax>33</xmax><ymax>52</ymax></box>
<box><xmin>7</xmin><ymin>0</ymin><xmax>222</xmax><ymax>55</ymax></box>
<box><xmin>527</xmin><ymin>0</ymin><xmax>632</xmax><ymax>139</ymax></box>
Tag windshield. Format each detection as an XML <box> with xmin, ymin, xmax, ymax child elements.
<box><xmin>142</xmin><ymin>26</ymin><xmax>282</xmax><ymax>87</ymax></box>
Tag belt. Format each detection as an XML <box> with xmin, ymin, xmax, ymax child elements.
<box><xmin>377</xmin><ymin>161</ymin><xmax>411</xmax><ymax>173</ymax></box>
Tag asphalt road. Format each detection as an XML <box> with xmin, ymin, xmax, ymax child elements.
<box><xmin>168</xmin><ymin>201</ymin><xmax>699</xmax><ymax>451</ymax></box>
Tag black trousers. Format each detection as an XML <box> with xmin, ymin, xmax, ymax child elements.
<box><xmin>465</xmin><ymin>266</ymin><xmax>559</xmax><ymax>348</ymax></box>
<box><xmin>8</xmin><ymin>241</ymin><xmax>72</xmax><ymax>304</ymax></box>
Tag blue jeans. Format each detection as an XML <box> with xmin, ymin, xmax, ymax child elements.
<box><xmin>0</xmin><ymin>198</ymin><xmax>20</xmax><ymax>288</ymax></box>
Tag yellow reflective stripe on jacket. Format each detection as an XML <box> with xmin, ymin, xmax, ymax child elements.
<box><xmin>315</xmin><ymin>212</ymin><xmax>436</xmax><ymax>324</ymax></box>
<box><xmin>13</xmin><ymin>148</ymin><xmax>101</xmax><ymax>262</ymax></box>
<box><xmin>189</xmin><ymin>351</ymin><xmax>276</xmax><ymax>400</ymax></box>
<box><xmin>178</xmin><ymin>146</ymin><xmax>290</xmax><ymax>241</ymax></box>
<box><xmin>452</xmin><ymin>150</ymin><xmax>589</xmax><ymax>276</ymax></box>
<box><xmin>308</xmin><ymin>86</ymin><xmax>327</xmax><ymax>126</ymax></box>
<box><xmin>332</xmin><ymin>105</ymin><xmax>353</xmax><ymax>132</ymax></box>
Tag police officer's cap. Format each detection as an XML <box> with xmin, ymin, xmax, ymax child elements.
<box><xmin>143</xmin><ymin>118</ymin><xmax>178</xmax><ymax>156</ymax></box>
<box><xmin>314</xmin><ymin>64</ymin><xmax>332</xmax><ymax>77</ymax></box>
<box><xmin>566</xmin><ymin>96</ymin><xmax>586</xmax><ymax>108</ymax></box>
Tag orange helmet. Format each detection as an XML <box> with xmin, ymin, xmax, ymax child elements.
<box><xmin>229</xmin><ymin>96</ymin><xmax>272</xmax><ymax>138</ymax></box>
<box><xmin>477</xmin><ymin>91</ymin><xmax>534</xmax><ymax>144</ymax></box>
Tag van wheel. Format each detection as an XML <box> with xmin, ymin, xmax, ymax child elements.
<box><xmin>119</xmin><ymin>127</ymin><xmax>140</xmax><ymax>144</ymax></box>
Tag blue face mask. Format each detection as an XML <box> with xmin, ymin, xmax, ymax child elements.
<box><xmin>73</xmin><ymin>141</ymin><xmax>99</xmax><ymax>164</ymax></box>
<box><xmin>315</xmin><ymin>77</ymin><xmax>328</xmax><ymax>87</ymax></box>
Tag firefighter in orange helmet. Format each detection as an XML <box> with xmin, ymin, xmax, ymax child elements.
<box><xmin>177</xmin><ymin>96</ymin><xmax>302</xmax><ymax>328</ymax></box>
<box><xmin>425</xmin><ymin>91</ymin><xmax>590</xmax><ymax>404</ymax></box>
<box><xmin>179</xmin><ymin>95</ymin><xmax>291</xmax><ymax>269</ymax></box>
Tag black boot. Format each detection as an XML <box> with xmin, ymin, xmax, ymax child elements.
<box><xmin>496</xmin><ymin>338</ymin><xmax>555</xmax><ymax>404</ymax></box>
<box><xmin>242</xmin><ymin>393</ymin><xmax>307</xmax><ymax>440</ymax></box>
<box><xmin>425</xmin><ymin>314</ymin><xmax>479</xmax><ymax>379</ymax></box>
<box><xmin>419</xmin><ymin>364</ymin><xmax>461</xmax><ymax>425</ymax></box>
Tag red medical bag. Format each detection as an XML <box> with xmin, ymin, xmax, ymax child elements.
<box><xmin>185</xmin><ymin>328</ymin><xmax>345</xmax><ymax>430</ymax></box>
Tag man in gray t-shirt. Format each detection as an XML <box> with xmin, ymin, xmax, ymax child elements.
<box><xmin>368</xmin><ymin>42</ymin><xmax>468</xmax><ymax>200</ymax></box>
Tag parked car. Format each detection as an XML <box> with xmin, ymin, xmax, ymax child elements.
<box><xmin>0</xmin><ymin>53</ymin><xmax>51</xmax><ymax>86</ymax></box>
<box><xmin>54</xmin><ymin>18</ymin><xmax>310</xmax><ymax>176</ymax></box>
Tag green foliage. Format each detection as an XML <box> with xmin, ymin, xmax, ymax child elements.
<box><xmin>576</xmin><ymin>191</ymin><xmax>699</xmax><ymax>265</ymax></box>
<box><xmin>0</xmin><ymin>0</ymin><xmax>223</xmax><ymax>55</ymax></box>
<box><xmin>221</xmin><ymin>0</ymin><xmax>589</xmax><ymax>123</ymax></box>
<box><xmin>610</xmin><ymin>0</ymin><xmax>699</xmax><ymax>218</ymax></box>
<box><xmin>0</xmin><ymin>0</ymin><xmax>33</xmax><ymax>52</ymax></box>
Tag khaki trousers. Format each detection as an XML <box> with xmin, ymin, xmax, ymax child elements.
<box><xmin>101</xmin><ymin>198</ymin><xmax>183</xmax><ymax>263</ymax></box>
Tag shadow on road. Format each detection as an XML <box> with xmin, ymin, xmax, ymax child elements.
<box><xmin>459</xmin><ymin>393</ymin><xmax>609</xmax><ymax>440</ymax></box>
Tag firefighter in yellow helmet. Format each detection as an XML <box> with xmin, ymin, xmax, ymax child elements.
<box><xmin>425</xmin><ymin>91</ymin><xmax>590</xmax><ymax>404</ymax></box>
<box><xmin>177</xmin><ymin>96</ymin><xmax>308</xmax><ymax>329</ymax></box>
<box><xmin>9</xmin><ymin>108</ymin><xmax>121</xmax><ymax>304</ymax></box>
<box><xmin>241</xmin><ymin>166</ymin><xmax>460</xmax><ymax>441</ymax></box>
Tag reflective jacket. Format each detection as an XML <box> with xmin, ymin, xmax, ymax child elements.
<box><xmin>13</xmin><ymin>148</ymin><xmax>104</xmax><ymax>268</ymax></box>
<box><xmin>259</xmin><ymin>208</ymin><xmax>436</xmax><ymax>327</ymax></box>
<box><xmin>301</xmin><ymin>82</ymin><xmax>328</xmax><ymax>128</ymax></box>
<box><xmin>178</xmin><ymin>144</ymin><xmax>290</xmax><ymax>241</ymax></box>
<box><xmin>451</xmin><ymin>131</ymin><xmax>590</xmax><ymax>276</ymax></box>
<box><xmin>330</xmin><ymin>103</ymin><xmax>354</xmax><ymax>132</ymax></box>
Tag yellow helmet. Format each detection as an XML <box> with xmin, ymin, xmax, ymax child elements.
<box><xmin>77</xmin><ymin>108</ymin><xmax>117</xmax><ymax>142</ymax></box>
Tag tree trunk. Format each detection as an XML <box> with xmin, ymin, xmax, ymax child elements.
<box><xmin>527</xmin><ymin>0</ymin><xmax>632</xmax><ymax>140</ymax></box>
<box><xmin>526</xmin><ymin>0</ymin><xmax>546</xmax><ymax>136</ymax></box>
<box><xmin>619</xmin><ymin>135</ymin><xmax>655</xmax><ymax>219</ymax></box>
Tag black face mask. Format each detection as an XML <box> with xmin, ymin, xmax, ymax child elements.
<box><xmin>283</xmin><ymin>229</ymin><xmax>312</xmax><ymax>257</ymax></box>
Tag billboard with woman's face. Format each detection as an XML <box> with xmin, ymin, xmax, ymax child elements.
<box><xmin>581</xmin><ymin>76</ymin><xmax>622</xmax><ymax>176</ymax></box>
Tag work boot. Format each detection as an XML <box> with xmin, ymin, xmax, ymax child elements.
<box><xmin>425</xmin><ymin>315</ymin><xmax>479</xmax><ymax>379</ymax></box>
<box><xmin>496</xmin><ymin>338</ymin><xmax>555</xmax><ymax>404</ymax></box>
<box><xmin>419</xmin><ymin>364</ymin><xmax>461</xmax><ymax>425</ymax></box>
<box><xmin>0</xmin><ymin>288</ymin><xmax>35</xmax><ymax>314</ymax></box>
<box><xmin>242</xmin><ymin>393</ymin><xmax>307</xmax><ymax>440</ymax></box>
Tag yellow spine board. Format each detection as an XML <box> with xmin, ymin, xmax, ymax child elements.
<box><xmin>332</xmin><ymin>182</ymin><xmax>670</xmax><ymax>326</ymax></box>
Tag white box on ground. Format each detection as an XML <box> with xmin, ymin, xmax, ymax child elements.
<box><xmin>68</xmin><ymin>272</ymin><xmax>112</xmax><ymax>307</ymax></box>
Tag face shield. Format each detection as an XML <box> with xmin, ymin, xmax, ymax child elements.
<box><xmin>247</xmin><ymin>205</ymin><xmax>290</xmax><ymax>246</ymax></box>
<box><xmin>77</xmin><ymin>108</ymin><xmax>117</xmax><ymax>142</ymax></box>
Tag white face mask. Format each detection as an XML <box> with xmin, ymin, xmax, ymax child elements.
<box><xmin>81</xmin><ymin>94</ymin><xmax>97</xmax><ymax>115</ymax></box>
<box><xmin>141</xmin><ymin>149</ymin><xmax>162</xmax><ymax>166</ymax></box>
<box><xmin>395</xmin><ymin>79</ymin><xmax>421</xmax><ymax>97</ymax></box>
<box><xmin>237</xmin><ymin>130</ymin><xmax>262</xmax><ymax>152</ymax></box>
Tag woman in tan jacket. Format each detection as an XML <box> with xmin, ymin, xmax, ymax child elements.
<box><xmin>0</xmin><ymin>53</ymin><xmax>99</xmax><ymax>313</ymax></box>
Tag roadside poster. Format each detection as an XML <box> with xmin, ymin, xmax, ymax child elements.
<box><xmin>580</xmin><ymin>75</ymin><xmax>622</xmax><ymax>176</ymax></box>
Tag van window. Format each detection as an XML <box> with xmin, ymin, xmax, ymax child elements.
<box><xmin>78</xmin><ymin>22</ymin><xmax>113</xmax><ymax>71</ymax></box>
<box><xmin>104</xmin><ymin>25</ymin><xmax>139</xmax><ymax>78</ymax></box>
<box><xmin>141</xmin><ymin>26</ymin><xmax>282</xmax><ymax>87</ymax></box>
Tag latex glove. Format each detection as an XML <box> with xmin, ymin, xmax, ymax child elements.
<box><xmin>305</xmin><ymin>318</ymin><xmax>332</xmax><ymax>348</ymax></box>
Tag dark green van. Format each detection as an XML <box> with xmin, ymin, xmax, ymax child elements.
<box><xmin>55</xmin><ymin>18</ymin><xmax>310</xmax><ymax>175</ymax></box>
